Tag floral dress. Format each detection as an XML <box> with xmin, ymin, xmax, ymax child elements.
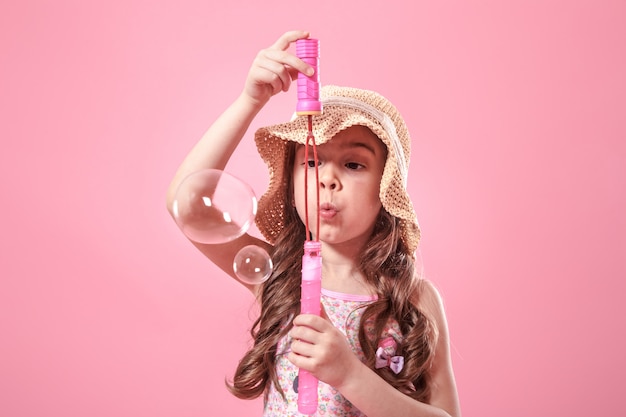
<box><xmin>263</xmin><ymin>288</ymin><xmax>402</xmax><ymax>417</ymax></box>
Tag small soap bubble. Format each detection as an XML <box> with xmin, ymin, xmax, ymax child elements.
<box><xmin>233</xmin><ymin>245</ymin><xmax>273</xmax><ymax>285</ymax></box>
<box><xmin>172</xmin><ymin>169</ymin><xmax>257</xmax><ymax>244</ymax></box>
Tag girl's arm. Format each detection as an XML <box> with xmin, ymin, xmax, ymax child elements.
<box><xmin>289</xmin><ymin>280</ymin><xmax>461</xmax><ymax>417</ymax></box>
<box><xmin>417</xmin><ymin>280</ymin><xmax>462</xmax><ymax>417</ymax></box>
<box><xmin>165</xmin><ymin>30</ymin><xmax>313</xmax><ymax>293</ymax></box>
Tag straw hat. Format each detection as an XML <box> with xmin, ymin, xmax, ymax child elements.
<box><xmin>254</xmin><ymin>85</ymin><xmax>420</xmax><ymax>255</ymax></box>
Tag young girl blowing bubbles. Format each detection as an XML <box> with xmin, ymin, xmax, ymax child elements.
<box><xmin>166</xmin><ymin>30</ymin><xmax>461</xmax><ymax>417</ymax></box>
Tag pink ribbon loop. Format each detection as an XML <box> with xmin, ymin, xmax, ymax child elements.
<box><xmin>375</xmin><ymin>337</ymin><xmax>404</xmax><ymax>375</ymax></box>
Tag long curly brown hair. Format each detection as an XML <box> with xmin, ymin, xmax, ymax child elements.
<box><xmin>227</xmin><ymin>142</ymin><xmax>437</xmax><ymax>403</ymax></box>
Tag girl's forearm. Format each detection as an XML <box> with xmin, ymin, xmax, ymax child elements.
<box><xmin>336</xmin><ymin>360</ymin><xmax>452</xmax><ymax>417</ymax></box>
<box><xmin>166</xmin><ymin>92</ymin><xmax>263</xmax><ymax>211</ymax></box>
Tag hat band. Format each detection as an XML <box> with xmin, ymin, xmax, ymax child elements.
<box><xmin>323</xmin><ymin>96</ymin><xmax>408</xmax><ymax>187</ymax></box>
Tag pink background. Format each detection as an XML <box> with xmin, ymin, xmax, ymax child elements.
<box><xmin>1</xmin><ymin>1</ymin><xmax>624</xmax><ymax>416</ymax></box>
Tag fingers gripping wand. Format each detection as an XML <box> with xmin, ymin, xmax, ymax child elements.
<box><xmin>296</xmin><ymin>37</ymin><xmax>322</xmax><ymax>415</ymax></box>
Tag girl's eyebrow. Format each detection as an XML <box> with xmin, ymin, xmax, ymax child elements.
<box><xmin>296</xmin><ymin>138</ymin><xmax>380</xmax><ymax>157</ymax></box>
<box><xmin>340</xmin><ymin>140</ymin><xmax>378</xmax><ymax>156</ymax></box>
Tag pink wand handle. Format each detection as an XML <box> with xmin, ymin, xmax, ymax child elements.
<box><xmin>296</xmin><ymin>38</ymin><xmax>322</xmax><ymax>116</ymax></box>
<box><xmin>298</xmin><ymin>241</ymin><xmax>322</xmax><ymax>414</ymax></box>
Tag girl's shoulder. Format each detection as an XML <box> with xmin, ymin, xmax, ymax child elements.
<box><xmin>412</xmin><ymin>278</ymin><xmax>448</xmax><ymax>332</ymax></box>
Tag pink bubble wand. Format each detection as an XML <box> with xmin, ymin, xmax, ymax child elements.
<box><xmin>296</xmin><ymin>37</ymin><xmax>322</xmax><ymax>415</ymax></box>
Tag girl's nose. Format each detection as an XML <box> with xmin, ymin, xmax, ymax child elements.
<box><xmin>319</xmin><ymin>166</ymin><xmax>340</xmax><ymax>190</ymax></box>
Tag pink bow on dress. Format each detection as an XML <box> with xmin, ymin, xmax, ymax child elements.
<box><xmin>375</xmin><ymin>336</ymin><xmax>404</xmax><ymax>374</ymax></box>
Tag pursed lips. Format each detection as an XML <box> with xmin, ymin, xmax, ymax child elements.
<box><xmin>319</xmin><ymin>202</ymin><xmax>338</xmax><ymax>219</ymax></box>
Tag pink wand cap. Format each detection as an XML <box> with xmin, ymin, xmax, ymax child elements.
<box><xmin>296</xmin><ymin>38</ymin><xmax>322</xmax><ymax>116</ymax></box>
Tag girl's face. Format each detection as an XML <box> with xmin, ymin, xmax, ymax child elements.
<box><xmin>292</xmin><ymin>125</ymin><xmax>387</xmax><ymax>249</ymax></box>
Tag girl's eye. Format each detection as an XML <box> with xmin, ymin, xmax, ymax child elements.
<box><xmin>307</xmin><ymin>160</ymin><xmax>319</xmax><ymax>168</ymax></box>
<box><xmin>346</xmin><ymin>162</ymin><xmax>364</xmax><ymax>170</ymax></box>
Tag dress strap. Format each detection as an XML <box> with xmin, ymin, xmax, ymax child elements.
<box><xmin>321</xmin><ymin>288</ymin><xmax>378</xmax><ymax>302</ymax></box>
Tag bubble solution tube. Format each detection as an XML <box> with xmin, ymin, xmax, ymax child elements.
<box><xmin>298</xmin><ymin>240</ymin><xmax>322</xmax><ymax>415</ymax></box>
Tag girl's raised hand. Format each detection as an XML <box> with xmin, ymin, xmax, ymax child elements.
<box><xmin>243</xmin><ymin>30</ymin><xmax>314</xmax><ymax>107</ymax></box>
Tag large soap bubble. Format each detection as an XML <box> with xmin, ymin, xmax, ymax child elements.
<box><xmin>172</xmin><ymin>169</ymin><xmax>257</xmax><ymax>244</ymax></box>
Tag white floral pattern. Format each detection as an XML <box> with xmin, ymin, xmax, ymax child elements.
<box><xmin>263</xmin><ymin>289</ymin><xmax>402</xmax><ymax>416</ymax></box>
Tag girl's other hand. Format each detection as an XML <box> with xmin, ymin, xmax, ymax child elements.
<box><xmin>243</xmin><ymin>30</ymin><xmax>314</xmax><ymax>107</ymax></box>
<box><xmin>288</xmin><ymin>312</ymin><xmax>360</xmax><ymax>389</ymax></box>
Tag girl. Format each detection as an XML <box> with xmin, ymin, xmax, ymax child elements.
<box><xmin>166</xmin><ymin>30</ymin><xmax>461</xmax><ymax>417</ymax></box>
